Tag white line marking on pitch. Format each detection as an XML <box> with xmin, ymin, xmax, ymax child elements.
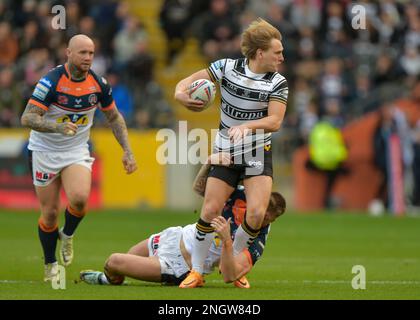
<box><xmin>208</xmin><ymin>279</ymin><xmax>420</xmax><ymax>285</ymax></box>
<box><xmin>1</xmin><ymin>279</ymin><xmax>420</xmax><ymax>286</ymax></box>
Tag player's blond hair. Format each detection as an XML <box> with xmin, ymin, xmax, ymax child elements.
<box><xmin>241</xmin><ymin>18</ymin><xmax>282</xmax><ymax>60</ymax></box>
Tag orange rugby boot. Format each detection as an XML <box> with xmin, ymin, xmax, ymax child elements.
<box><xmin>234</xmin><ymin>276</ymin><xmax>250</xmax><ymax>289</ymax></box>
<box><xmin>179</xmin><ymin>270</ymin><xmax>204</xmax><ymax>288</ymax></box>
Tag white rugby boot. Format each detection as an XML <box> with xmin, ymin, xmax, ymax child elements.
<box><xmin>59</xmin><ymin>228</ymin><xmax>73</xmax><ymax>267</ymax></box>
<box><xmin>44</xmin><ymin>262</ymin><xmax>59</xmax><ymax>282</ymax></box>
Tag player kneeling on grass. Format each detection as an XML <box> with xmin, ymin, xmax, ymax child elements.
<box><xmin>80</xmin><ymin>153</ymin><xmax>286</xmax><ymax>288</ymax></box>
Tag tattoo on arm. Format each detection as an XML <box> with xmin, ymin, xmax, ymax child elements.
<box><xmin>193</xmin><ymin>163</ymin><xmax>211</xmax><ymax>196</ymax></box>
<box><xmin>20</xmin><ymin>103</ymin><xmax>60</xmax><ymax>133</ymax></box>
<box><xmin>103</xmin><ymin>108</ymin><xmax>132</xmax><ymax>153</ymax></box>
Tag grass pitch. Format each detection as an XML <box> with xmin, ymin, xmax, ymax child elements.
<box><xmin>0</xmin><ymin>209</ymin><xmax>419</xmax><ymax>300</ymax></box>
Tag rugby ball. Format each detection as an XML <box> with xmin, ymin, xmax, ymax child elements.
<box><xmin>188</xmin><ymin>79</ymin><xmax>216</xmax><ymax>110</ymax></box>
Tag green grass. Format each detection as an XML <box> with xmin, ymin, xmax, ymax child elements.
<box><xmin>0</xmin><ymin>209</ymin><xmax>419</xmax><ymax>300</ymax></box>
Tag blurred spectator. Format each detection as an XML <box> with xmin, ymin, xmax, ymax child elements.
<box><xmin>290</xmin><ymin>0</ymin><xmax>321</xmax><ymax>31</ymax></box>
<box><xmin>135</xmin><ymin>82</ymin><xmax>174</xmax><ymax>129</ymax></box>
<box><xmin>371</xmin><ymin>100</ymin><xmax>415</xmax><ymax>211</ymax></box>
<box><xmin>298</xmin><ymin>100</ymin><xmax>319</xmax><ymax>145</ymax></box>
<box><xmin>372</xmin><ymin>104</ymin><xmax>394</xmax><ymax>210</ymax></box>
<box><xmin>0</xmin><ymin>68</ymin><xmax>22</xmax><ymax>127</ymax></box>
<box><xmin>64</xmin><ymin>0</ymin><xmax>82</xmax><ymax>38</ymax></box>
<box><xmin>18</xmin><ymin>19</ymin><xmax>45</xmax><ymax>57</ymax></box>
<box><xmin>399</xmin><ymin>46</ymin><xmax>420</xmax><ymax>80</ymax></box>
<box><xmin>318</xmin><ymin>57</ymin><xmax>350</xmax><ymax>111</ymax></box>
<box><xmin>412</xmin><ymin>121</ymin><xmax>420</xmax><ymax>206</ymax></box>
<box><xmin>403</xmin><ymin>13</ymin><xmax>420</xmax><ymax>50</ymax></box>
<box><xmin>320</xmin><ymin>1</ymin><xmax>355</xmax><ymax>59</ymax></box>
<box><xmin>374</xmin><ymin>6</ymin><xmax>400</xmax><ymax>47</ymax></box>
<box><xmin>159</xmin><ymin>0</ymin><xmax>194</xmax><ymax>65</ymax></box>
<box><xmin>322</xmin><ymin>98</ymin><xmax>345</xmax><ymax>128</ymax></box>
<box><xmin>21</xmin><ymin>48</ymin><xmax>54</xmax><ymax>100</ymax></box>
<box><xmin>79</xmin><ymin>16</ymin><xmax>96</xmax><ymax>38</ymax></box>
<box><xmin>90</xmin><ymin>38</ymin><xmax>112</xmax><ymax>78</ymax></box>
<box><xmin>108</xmin><ymin>69</ymin><xmax>135</xmax><ymax>125</ymax></box>
<box><xmin>113</xmin><ymin>16</ymin><xmax>148</xmax><ymax>69</ymax></box>
<box><xmin>94</xmin><ymin>69</ymin><xmax>134</xmax><ymax>127</ymax></box>
<box><xmin>126</xmin><ymin>41</ymin><xmax>155</xmax><ymax>89</ymax></box>
<box><xmin>296</xmin><ymin>27</ymin><xmax>318</xmax><ymax>61</ymax></box>
<box><xmin>266</xmin><ymin>2</ymin><xmax>296</xmax><ymax>60</ymax></box>
<box><xmin>306</xmin><ymin>120</ymin><xmax>349</xmax><ymax>209</ymax></box>
<box><xmin>0</xmin><ymin>21</ymin><xmax>19</xmax><ymax>67</ymax></box>
<box><xmin>197</xmin><ymin>0</ymin><xmax>240</xmax><ymax>61</ymax></box>
<box><xmin>349</xmin><ymin>70</ymin><xmax>377</xmax><ymax>113</ymax></box>
<box><xmin>373</xmin><ymin>52</ymin><xmax>401</xmax><ymax>87</ymax></box>
<box><xmin>134</xmin><ymin>82</ymin><xmax>175</xmax><ymax>129</ymax></box>
<box><xmin>89</xmin><ymin>0</ymin><xmax>120</xmax><ymax>50</ymax></box>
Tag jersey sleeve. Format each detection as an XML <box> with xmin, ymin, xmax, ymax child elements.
<box><xmin>246</xmin><ymin>225</ymin><xmax>270</xmax><ymax>265</ymax></box>
<box><xmin>28</xmin><ymin>76</ymin><xmax>56</xmax><ymax>110</ymax></box>
<box><xmin>207</xmin><ymin>58</ymin><xmax>228</xmax><ymax>83</ymax></box>
<box><xmin>97</xmin><ymin>76</ymin><xmax>116</xmax><ymax>111</ymax></box>
<box><xmin>269</xmin><ymin>77</ymin><xmax>288</xmax><ymax>105</ymax></box>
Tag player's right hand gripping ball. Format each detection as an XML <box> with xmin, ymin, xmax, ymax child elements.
<box><xmin>188</xmin><ymin>79</ymin><xmax>216</xmax><ymax>111</ymax></box>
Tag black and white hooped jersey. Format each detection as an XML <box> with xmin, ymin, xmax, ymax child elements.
<box><xmin>207</xmin><ymin>58</ymin><xmax>288</xmax><ymax>156</ymax></box>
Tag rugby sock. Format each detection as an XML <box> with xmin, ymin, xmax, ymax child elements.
<box><xmin>192</xmin><ymin>218</ymin><xmax>215</xmax><ymax>274</ymax></box>
<box><xmin>38</xmin><ymin>218</ymin><xmax>59</xmax><ymax>264</ymax></box>
<box><xmin>62</xmin><ymin>206</ymin><xmax>85</xmax><ymax>237</ymax></box>
<box><xmin>233</xmin><ymin>220</ymin><xmax>260</xmax><ymax>256</ymax></box>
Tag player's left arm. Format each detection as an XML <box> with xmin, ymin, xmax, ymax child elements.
<box><xmin>102</xmin><ymin>107</ymin><xmax>137</xmax><ymax>174</ymax></box>
<box><xmin>228</xmin><ymin>101</ymin><xmax>286</xmax><ymax>143</ymax></box>
<box><xmin>211</xmin><ymin>216</ymin><xmax>252</xmax><ymax>283</ymax></box>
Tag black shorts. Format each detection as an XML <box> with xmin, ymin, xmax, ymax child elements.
<box><xmin>208</xmin><ymin>147</ymin><xmax>273</xmax><ymax>188</ymax></box>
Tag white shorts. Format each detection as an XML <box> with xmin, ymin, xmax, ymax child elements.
<box><xmin>29</xmin><ymin>148</ymin><xmax>95</xmax><ymax>187</ymax></box>
<box><xmin>148</xmin><ymin>226</ymin><xmax>190</xmax><ymax>284</ymax></box>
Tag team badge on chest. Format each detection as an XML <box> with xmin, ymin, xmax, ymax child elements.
<box><xmin>88</xmin><ymin>94</ymin><xmax>98</xmax><ymax>105</ymax></box>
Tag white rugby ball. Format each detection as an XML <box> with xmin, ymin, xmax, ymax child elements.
<box><xmin>188</xmin><ymin>79</ymin><xmax>216</xmax><ymax>110</ymax></box>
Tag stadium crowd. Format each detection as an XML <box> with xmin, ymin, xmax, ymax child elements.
<box><xmin>0</xmin><ymin>0</ymin><xmax>419</xmax><ymax>207</ymax></box>
<box><xmin>160</xmin><ymin>0</ymin><xmax>419</xmax><ymax>137</ymax></box>
<box><xmin>0</xmin><ymin>0</ymin><xmax>174</xmax><ymax>129</ymax></box>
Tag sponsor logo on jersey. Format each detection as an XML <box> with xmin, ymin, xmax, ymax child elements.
<box><xmin>57</xmin><ymin>114</ymin><xmax>89</xmax><ymax>125</ymax></box>
<box><xmin>247</xmin><ymin>160</ymin><xmax>262</xmax><ymax>169</ymax></box>
<box><xmin>259</xmin><ymin>91</ymin><xmax>269</xmax><ymax>101</ymax></box>
<box><xmin>33</xmin><ymin>83</ymin><xmax>50</xmax><ymax>101</ymax></box>
<box><xmin>88</xmin><ymin>94</ymin><xmax>98</xmax><ymax>105</ymax></box>
<box><xmin>151</xmin><ymin>235</ymin><xmax>160</xmax><ymax>255</ymax></box>
<box><xmin>57</xmin><ymin>95</ymin><xmax>68</xmax><ymax>105</ymax></box>
<box><xmin>35</xmin><ymin>171</ymin><xmax>56</xmax><ymax>182</ymax></box>
<box><xmin>211</xmin><ymin>60</ymin><xmax>224</xmax><ymax>70</ymax></box>
<box><xmin>221</xmin><ymin>103</ymin><xmax>265</xmax><ymax>120</ymax></box>
<box><xmin>74</xmin><ymin>98</ymin><xmax>82</xmax><ymax>107</ymax></box>
<box><xmin>39</xmin><ymin>77</ymin><xmax>52</xmax><ymax>87</ymax></box>
<box><xmin>59</xmin><ymin>86</ymin><xmax>70</xmax><ymax>92</ymax></box>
